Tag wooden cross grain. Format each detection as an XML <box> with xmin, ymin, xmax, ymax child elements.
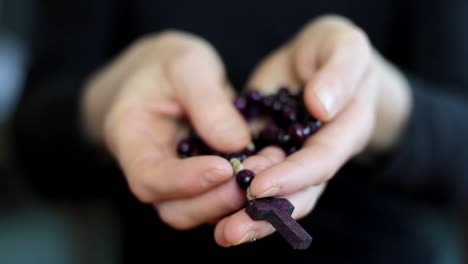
<box><xmin>245</xmin><ymin>197</ymin><xmax>312</xmax><ymax>250</ymax></box>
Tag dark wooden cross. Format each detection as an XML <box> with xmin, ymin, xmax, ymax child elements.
<box><xmin>245</xmin><ymin>197</ymin><xmax>312</xmax><ymax>250</ymax></box>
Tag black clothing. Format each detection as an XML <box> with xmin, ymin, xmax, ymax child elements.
<box><xmin>12</xmin><ymin>0</ymin><xmax>468</xmax><ymax>263</ymax></box>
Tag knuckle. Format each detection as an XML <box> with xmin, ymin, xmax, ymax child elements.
<box><xmin>318</xmin><ymin>14</ymin><xmax>351</xmax><ymax>24</ymax></box>
<box><xmin>314</xmin><ymin>14</ymin><xmax>359</xmax><ymax>30</ymax></box>
<box><xmin>127</xmin><ymin>177</ymin><xmax>155</xmax><ymax>204</ymax></box>
<box><xmin>156</xmin><ymin>204</ymin><xmax>197</xmax><ymax>230</ymax></box>
<box><xmin>133</xmin><ymin>30</ymin><xmax>214</xmax><ymax>60</ymax></box>
<box><xmin>155</xmin><ymin>29</ymin><xmax>188</xmax><ymax>42</ymax></box>
<box><xmin>341</xmin><ymin>27</ymin><xmax>370</xmax><ymax>51</ymax></box>
<box><xmin>168</xmin><ymin>48</ymin><xmax>204</xmax><ymax>73</ymax></box>
<box><xmin>164</xmin><ymin>45</ymin><xmax>221</xmax><ymax>81</ymax></box>
<box><xmin>217</xmin><ymin>191</ymin><xmax>246</xmax><ymax>213</ymax></box>
<box><xmin>156</xmin><ymin>30</ymin><xmax>213</xmax><ymax>54</ymax></box>
<box><xmin>155</xmin><ymin>30</ymin><xmax>202</xmax><ymax>48</ymax></box>
<box><xmin>136</xmin><ymin>30</ymin><xmax>187</xmax><ymax>47</ymax></box>
<box><xmin>169</xmin><ymin>45</ymin><xmax>219</xmax><ymax>75</ymax></box>
<box><xmin>131</xmin><ymin>33</ymin><xmax>165</xmax><ymax>53</ymax></box>
<box><xmin>353</xmin><ymin>109</ymin><xmax>376</xmax><ymax>155</ymax></box>
<box><xmin>309</xmin><ymin>14</ymin><xmax>354</xmax><ymax>30</ymax></box>
<box><xmin>125</xmin><ymin>154</ymin><xmax>165</xmax><ymax>204</ymax></box>
<box><xmin>245</xmin><ymin>155</ymin><xmax>273</xmax><ymax>173</ymax></box>
<box><xmin>260</xmin><ymin>148</ymin><xmax>284</xmax><ymax>166</ymax></box>
<box><xmin>305</xmin><ymin>140</ymin><xmax>336</xmax><ymax>184</ymax></box>
<box><xmin>311</xmin><ymin>14</ymin><xmax>371</xmax><ymax>50</ymax></box>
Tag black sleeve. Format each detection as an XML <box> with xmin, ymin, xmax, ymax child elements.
<box><xmin>11</xmin><ymin>0</ymin><xmax>130</xmax><ymax>200</ymax></box>
<box><xmin>371</xmin><ymin>0</ymin><xmax>468</xmax><ymax>208</ymax></box>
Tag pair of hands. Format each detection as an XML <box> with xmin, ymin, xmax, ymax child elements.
<box><xmin>82</xmin><ymin>15</ymin><xmax>411</xmax><ymax>246</ymax></box>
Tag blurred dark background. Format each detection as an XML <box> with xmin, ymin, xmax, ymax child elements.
<box><xmin>0</xmin><ymin>1</ymin><xmax>467</xmax><ymax>264</ymax></box>
<box><xmin>0</xmin><ymin>1</ymin><xmax>120</xmax><ymax>263</ymax></box>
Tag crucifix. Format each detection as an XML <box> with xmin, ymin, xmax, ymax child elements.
<box><xmin>246</xmin><ymin>197</ymin><xmax>312</xmax><ymax>250</ymax></box>
<box><xmin>232</xmin><ymin>158</ymin><xmax>312</xmax><ymax>250</ymax></box>
<box><xmin>176</xmin><ymin>86</ymin><xmax>322</xmax><ymax>251</ymax></box>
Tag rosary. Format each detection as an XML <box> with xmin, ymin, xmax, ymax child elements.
<box><xmin>177</xmin><ymin>87</ymin><xmax>322</xmax><ymax>250</ymax></box>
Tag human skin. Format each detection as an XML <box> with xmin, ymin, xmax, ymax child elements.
<box><xmin>81</xmin><ymin>14</ymin><xmax>411</xmax><ymax>247</ymax></box>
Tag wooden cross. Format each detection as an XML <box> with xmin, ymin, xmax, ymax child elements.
<box><xmin>245</xmin><ymin>197</ymin><xmax>312</xmax><ymax>250</ymax></box>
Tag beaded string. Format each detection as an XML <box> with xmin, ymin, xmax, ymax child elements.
<box><xmin>177</xmin><ymin>86</ymin><xmax>322</xmax><ymax>200</ymax></box>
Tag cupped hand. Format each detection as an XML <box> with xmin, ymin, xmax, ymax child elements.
<box><xmin>81</xmin><ymin>31</ymin><xmax>256</xmax><ymax>229</ymax></box>
<box><xmin>214</xmin><ymin>14</ymin><xmax>411</xmax><ymax>246</ymax></box>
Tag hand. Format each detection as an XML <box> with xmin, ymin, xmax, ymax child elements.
<box><xmin>214</xmin><ymin>15</ymin><xmax>412</xmax><ymax>246</ymax></box>
<box><xmin>81</xmin><ymin>31</ymin><xmax>258</xmax><ymax>229</ymax></box>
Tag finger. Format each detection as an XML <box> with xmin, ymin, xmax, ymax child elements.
<box><xmin>155</xmin><ymin>146</ymin><xmax>286</xmax><ymax>230</ymax></box>
<box><xmin>167</xmin><ymin>48</ymin><xmax>251</xmax><ymax>152</ymax></box>
<box><xmin>214</xmin><ymin>183</ymin><xmax>326</xmax><ymax>247</ymax></box>
<box><xmin>108</xmin><ymin>104</ymin><xmax>234</xmax><ymax>204</ymax></box>
<box><xmin>294</xmin><ymin>16</ymin><xmax>371</xmax><ymax>121</ymax></box>
<box><xmin>246</xmin><ymin>47</ymin><xmax>302</xmax><ymax>94</ymax></box>
<box><xmin>249</xmin><ymin>72</ymin><xmax>377</xmax><ymax>198</ymax></box>
<box><xmin>242</xmin><ymin>146</ymin><xmax>286</xmax><ymax>172</ymax></box>
<box><xmin>214</xmin><ymin>208</ymin><xmax>275</xmax><ymax>247</ymax></box>
<box><xmin>286</xmin><ymin>183</ymin><xmax>327</xmax><ymax>219</ymax></box>
<box><xmin>156</xmin><ymin>177</ymin><xmax>244</xmax><ymax>230</ymax></box>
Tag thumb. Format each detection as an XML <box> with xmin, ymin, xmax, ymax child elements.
<box><xmin>167</xmin><ymin>47</ymin><xmax>251</xmax><ymax>152</ymax></box>
<box><xmin>294</xmin><ymin>16</ymin><xmax>371</xmax><ymax>121</ymax></box>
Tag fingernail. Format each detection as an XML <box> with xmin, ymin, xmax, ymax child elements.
<box><xmin>236</xmin><ymin>231</ymin><xmax>257</xmax><ymax>245</ymax></box>
<box><xmin>258</xmin><ymin>186</ymin><xmax>281</xmax><ymax>198</ymax></box>
<box><xmin>314</xmin><ymin>86</ymin><xmax>336</xmax><ymax>117</ymax></box>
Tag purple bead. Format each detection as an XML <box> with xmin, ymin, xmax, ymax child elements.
<box><xmin>236</xmin><ymin>169</ymin><xmax>256</xmax><ymax>190</ymax></box>
<box><xmin>281</xmin><ymin>105</ymin><xmax>298</xmax><ymax>124</ymax></box>
<box><xmin>303</xmin><ymin>118</ymin><xmax>322</xmax><ymax>136</ymax></box>
<box><xmin>277</xmin><ymin>87</ymin><xmax>290</xmax><ymax>103</ymax></box>
<box><xmin>177</xmin><ymin>138</ymin><xmax>191</xmax><ymax>156</ymax></box>
<box><xmin>289</xmin><ymin>123</ymin><xmax>306</xmax><ymax>144</ymax></box>
<box><xmin>177</xmin><ymin>137</ymin><xmax>201</xmax><ymax>157</ymax></box>
<box><xmin>234</xmin><ymin>96</ymin><xmax>247</xmax><ymax>112</ymax></box>
<box><xmin>246</xmin><ymin>90</ymin><xmax>263</xmax><ymax>103</ymax></box>
<box><xmin>178</xmin><ymin>86</ymin><xmax>324</xmax><ymax>165</ymax></box>
<box><xmin>235</xmin><ymin>90</ymin><xmax>262</xmax><ymax>119</ymax></box>
<box><xmin>259</xmin><ymin>122</ymin><xmax>281</xmax><ymax>146</ymax></box>
<box><xmin>271</xmin><ymin>99</ymin><xmax>283</xmax><ymax>113</ymax></box>
<box><xmin>277</xmin><ymin>129</ymin><xmax>291</xmax><ymax>147</ymax></box>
